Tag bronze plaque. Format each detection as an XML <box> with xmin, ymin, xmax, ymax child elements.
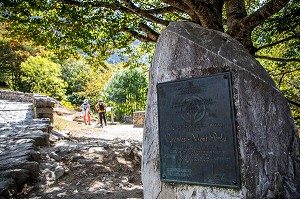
<box><xmin>157</xmin><ymin>72</ymin><xmax>240</xmax><ymax>188</ymax></box>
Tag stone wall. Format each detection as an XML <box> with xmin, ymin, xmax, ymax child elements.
<box><xmin>0</xmin><ymin>90</ymin><xmax>33</xmax><ymax>102</ymax></box>
<box><xmin>133</xmin><ymin>111</ymin><xmax>145</xmax><ymax>127</ymax></box>
<box><xmin>0</xmin><ymin>91</ymin><xmax>56</xmax><ymax>198</ymax></box>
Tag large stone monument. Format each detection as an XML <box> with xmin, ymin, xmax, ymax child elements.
<box><xmin>142</xmin><ymin>22</ymin><xmax>300</xmax><ymax>198</ymax></box>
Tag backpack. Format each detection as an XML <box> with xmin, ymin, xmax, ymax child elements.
<box><xmin>82</xmin><ymin>103</ymin><xmax>88</xmax><ymax>111</ymax></box>
<box><xmin>99</xmin><ymin>103</ymin><xmax>105</xmax><ymax>111</ymax></box>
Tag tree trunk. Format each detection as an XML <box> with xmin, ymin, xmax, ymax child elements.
<box><xmin>225</xmin><ymin>0</ymin><xmax>256</xmax><ymax>54</ymax></box>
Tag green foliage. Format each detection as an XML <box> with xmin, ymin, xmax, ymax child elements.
<box><xmin>119</xmin><ymin>41</ymin><xmax>155</xmax><ymax>69</ymax></box>
<box><xmin>62</xmin><ymin>60</ymin><xmax>115</xmax><ymax>109</ymax></box>
<box><xmin>1</xmin><ymin>0</ymin><xmax>298</xmax><ymax>126</ymax></box>
<box><xmin>61</xmin><ymin>58</ymin><xmax>92</xmax><ymax>94</ymax></box>
<box><xmin>258</xmin><ymin>53</ymin><xmax>300</xmax><ymax>126</ymax></box>
<box><xmin>103</xmin><ymin>67</ymin><xmax>148</xmax><ymax>121</ymax></box>
<box><xmin>67</xmin><ymin>92</ymin><xmax>85</xmax><ymax>107</ymax></box>
<box><xmin>19</xmin><ymin>55</ymin><xmax>67</xmax><ymax>100</ymax></box>
<box><xmin>61</xmin><ymin>100</ymin><xmax>74</xmax><ymax>109</ymax></box>
<box><xmin>0</xmin><ymin>26</ymin><xmax>47</xmax><ymax>89</ymax></box>
<box><xmin>253</xmin><ymin>0</ymin><xmax>300</xmax><ymax>126</ymax></box>
<box><xmin>1</xmin><ymin>0</ymin><xmax>136</xmax><ymax>59</ymax></box>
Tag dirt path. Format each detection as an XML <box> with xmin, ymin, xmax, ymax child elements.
<box><xmin>19</xmin><ymin>112</ymin><xmax>144</xmax><ymax>199</ymax></box>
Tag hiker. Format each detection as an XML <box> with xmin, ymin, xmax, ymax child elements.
<box><xmin>81</xmin><ymin>99</ymin><xmax>91</xmax><ymax>125</ymax></box>
<box><xmin>95</xmin><ymin>99</ymin><xmax>107</xmax><ymax>127</ymax></box>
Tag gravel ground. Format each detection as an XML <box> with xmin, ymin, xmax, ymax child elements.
<box><xmin>69</xmin><ymin>123</ymin><xmax>144</xmax><ymax>142</ymax></box>
<box><xmin>58</xmin><ymin>110</ymin><xmax>143</xmax><ymax>142</ymax></box>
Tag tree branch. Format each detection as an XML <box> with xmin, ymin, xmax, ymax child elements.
<box><xmin>228</xmin><ymin>0</ymin><xmax>290</xmax><ymax>36</ymax></box>
<box><xmin>161</xmin><ymin>0</ymin><xmax>201</xmax><ymax>22</ymax></box>
<box><xmin>255</xmin><ymin>55</ymin><xmax>300</xmax><ymax>62</ymax></box>
<box><xmin>161</xmin><ymin>0</ymin><xmax>190</xmax><ymax>13</ymax></box>
<box><xmin>146</xmin><ymin>6</ymin><xmax>179</xmax><ymax>14</ymax></box>
<box><xmin>123</xmin><ymin>29</ymin><xmax>151</xmax><ymax>42</ymax></box>
<box><xmin>286</xmin><ymin>98</ymin><xmax>300</xmax><ymax>107</ymax></box>
<box><xmin>138</xmin><ymin>23</ymin><xmax>160</xmax><ymax>42</ymax></box>
<box><xmin>225</xmin><ymin>0</ymin><xmax>247</xmax><ymax>28</ymax></box>
<box><xmin>59</xmin><ymin>0</ymin><xmax>169</xmax><ymax>40</ymax></box>
<box><xmin>123</xmin><ymin>23</ymin><xmax>159</xmax><ymax>43</ymax></box>
<box><xmin>121</xmin><ymin>0</ymin><xmax>170</xmax><ymax>26</ymax></box>
<box><xmin>272</xmin><ymin>68</ymin><xmax>300</xmax><ymax>76</ymax></box>
<box><xmin>257</xmin><ymin>33</ymin><xmax>300</xmax><ymax>51</ymax></box>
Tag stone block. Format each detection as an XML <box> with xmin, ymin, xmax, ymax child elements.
<box><xmin>0</xmin><ymin>178</ymin><xmax>17</xmax><ymax>198</ymax></box>
<box><xmin>0</xmin><ymin>169</ymin><xmax>29</xmax><ymax>186</ymax></box>
<box><xmin>33</xmin><ymin>96</ymin><xmax>55</xmax><ymax>108</ymax></box>
<box><xmin>18</xmin><ymin>130</ymin><xmax>49</xmax><ymax>146</ymax></box>
<box><xmin>142</xmin><ymin>21</ymin><xmax>300</xmax><ymax>199</ymax></box>
<box><xmin>35</xmin><ymin>107</ymin><xmax>53</xmax><ymax>114</ymax></box>
<box><xmin>133</xmin><ymin>111</ymin><xmax>145</xmax><ymax>127</ymax></box>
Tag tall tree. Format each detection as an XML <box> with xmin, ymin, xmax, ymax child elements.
<box><xmin>103</xmin><ymin>67</ymin><xmax>148</xmax><ymax>120</ymax></box>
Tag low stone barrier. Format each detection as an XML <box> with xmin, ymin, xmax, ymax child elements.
<box><xmin>33</xmin><ymin>94</ymin><xmax>56</xmax><ymax>124</ymax></box>
<box><xmin>133</xmin><ymin>111</ymin><xmax>145</xmax><ymax>127</ymax></box>
<box><xmin>0</xmin><ymin>90</ymin><xmax>33</xmax><ymax>102</ymax></box>
<box><xmin>0</xmin><ymin>90</ymin><xmax>56</xmax><ymax>124</ymax></box>
<box><xmin>124</xmin><ymin>115</ymin><xmax>133</xmax><ymax>124</ymax></box>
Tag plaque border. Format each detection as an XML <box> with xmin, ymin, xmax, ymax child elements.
<box><xmin>157</xmin><ymin>72</ymin><xmax>241</xmax><ymax>188</ymax></box>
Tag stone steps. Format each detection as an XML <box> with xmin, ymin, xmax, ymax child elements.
<box><xmin>0</xmin><ymin>99</ymin><xmax>52</xmax><ymax>198</ymax></box>
<box><xmin>0</xmin><ymin>101</ymin><xmax>33</xmax><ymax>123</ymax></box>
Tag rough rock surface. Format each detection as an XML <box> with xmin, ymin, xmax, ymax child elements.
<box><xmin>142</xmin><ymin>21</ymin><xmax>300</xmax><ymax>199</ymax></box>
<box><xmin>0</xmin><ymin>100</ymin><xmax>51</xmax><ymax>199</ymax></box>
<box><xmin>133</xmin><ymin>111</ymin><xmax>145</xmax><ymax>127</ymax></box>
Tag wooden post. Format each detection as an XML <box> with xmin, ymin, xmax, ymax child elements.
<box><xmin>106</xmin><ymin>107</ymin><xmax>114</xmax><ymax>124</ymax></box>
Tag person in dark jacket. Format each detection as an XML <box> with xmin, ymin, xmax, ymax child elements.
<box><xmin>95</xmin><ymin>99</ymin><xmax>107</xmax><ymax>127</ymax></box>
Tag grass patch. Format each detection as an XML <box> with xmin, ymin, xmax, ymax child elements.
<box><xmin>53</xmin><ymin>116</ymin><xmax>71</xmax><ymax>131</ymax></box>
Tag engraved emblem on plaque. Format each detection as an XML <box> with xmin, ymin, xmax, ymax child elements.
<box><xmin>181</xmin><ymin>96</ymin><xmax>206</xmax><ymax>124</ymax></box>
<box><xmin>157</xmin><ymin>72</ymin><xmax>240</xmax><ymax>188</ymax></box>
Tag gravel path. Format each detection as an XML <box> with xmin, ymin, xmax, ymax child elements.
<box><xmin>55</xmin><ymin>112</ymin><xmax>144</xmax><ymax>142</ymax></box>
<box><xmin>69</xmin><ymin>124</ymin><xmax>144</xmax><ymax>142</ymax></box>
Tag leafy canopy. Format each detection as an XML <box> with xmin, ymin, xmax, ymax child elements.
<box><xmin>1</xmin><ymin>0</ymin><xmax>297</xmax><ymax>56</ymax></box>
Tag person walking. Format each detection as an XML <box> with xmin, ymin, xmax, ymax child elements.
<box><xmin>81</xmin><ymin>99</ymin><xmax>91</xmax><ymax>125</ymax></box>
<box><xmin>95</xmin><ymin>99</ymin><xmax>107</xmax><ymax>127</ymax></box>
